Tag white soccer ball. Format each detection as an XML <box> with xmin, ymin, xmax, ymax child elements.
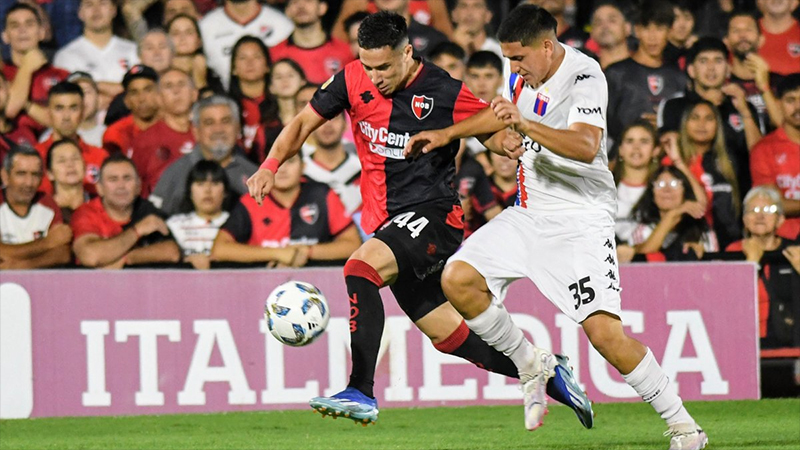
<box><xmin>264</xmin><ymin>281</ymin><xmax>330</xmax><ymax>347</ymax></box>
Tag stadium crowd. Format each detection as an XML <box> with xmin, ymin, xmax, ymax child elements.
<box><xmin>0</xmin><ymin>0</ymin><xmax>798</xmax><ymax>354</ymax></box>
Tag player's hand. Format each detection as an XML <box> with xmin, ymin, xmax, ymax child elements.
<box><xmin>491</xmin><ymin>96</ymin><xmax>525</xmax><ymax>128</ymax></box>
<box><xmin>185</xmin><ymin>253</ymin><xmax>211</xmax><ymax>270</ymax></box>
<box><xmin>45</xmin><ymin>224</ymin><xmax>73</xmax><ymax>248</ymax></box>
<box><xmin>501</xmin><ymin>129</ymin><xmax>525</xmax><ymax>159</ymax></box>
<box><xmin>782</xmin><ymin>246</ymin><xmax>800</xmax><ymax>274</ymax></box>
<box><xmin>134</xmin><ymin>214</ymin><xmax>169</xmax><ymax>237</ymax></box>
<box><xmin>403</xmin><ymin>129</ymin><xmax>452</xmax><ymax>158</ymax></box>
<box><xmin>247</xmin><ymin>169</ymin><xmax>275</xmax><ymax>206</ymax></box>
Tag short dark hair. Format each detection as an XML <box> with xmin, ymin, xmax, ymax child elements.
<box><xmin>635</xmin><ymin>0</ymin><xmax>674</xmax><ymax>27</ymax></box>
<box><xmin>5</xmin><ymin>3</ymin><xmax>41</xmax><ymax>27</ymax></box>
<box><xmin>47</xmin><ymin>81</ymin><xmax>84</xmax><ymax>102</ymax></box>
<box><xmin>99</xmin><ymin>153</ymin><xmax>138</xmax><ymax>180</ymax></box>
<box><xmin>497</xmin><ymin>4</ymin><xmax>557</xmax><ymax>46</ymax></box>
<box><xmin>687</xmin><ymin>37</ymin><xmax>730</xmax><ymax>65</ymax></box>
<box><xmin>179</xmin><ymin>160</ymin><xmax>232</xmax><ymax>214</ymax></box>
<box><xmin>46</xmin><ymin>138</ymin><xmax>81</xmax><ymax>171</ymax></box>
<box><xmin>776</xmin><ymin>74</ymin><xmax>800</xmax><ymax>99</ymax></box>
<box><xmin>357</xmin><ymin>11</ymin><xmax>408</xmax><ymax>50</ymax></box>
<box><xmin>671</xmin><ymin>0</ymin><xmax>693</xmax><ymax>14</ymax></box>
<box><xmin>428</xmin><ymin>41</ymin><xmax>466</xmax><ymax>62</ymax></box>
<box><xmin>3</xmin><ymin>144</ymin><xmax>41</xmax><ymax>172</ymax></box>
<box><xmin>466</xmin><ymin>51</ymin><xmax>502</xmax><ymax>74</ymax></box>
<box><xmin>344</xmin><ymin>11</ymin><xmax>370</xmax><ymax>34</ymax></box>
<box><xmin>727</xmin><ymin>10</ymin><xmax>760</xmax><ymax>33</ymax></box>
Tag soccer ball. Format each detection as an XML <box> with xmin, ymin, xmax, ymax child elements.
<box><xmin>264</xmin><ymin>281</ymin><xmax>330</xmax><ymax>347</ymax></box>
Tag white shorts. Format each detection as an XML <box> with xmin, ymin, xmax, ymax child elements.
<box><xmin>448</xmin><ymin>207</ymin><xmax>622</xmax><ymax>323</ymax></box>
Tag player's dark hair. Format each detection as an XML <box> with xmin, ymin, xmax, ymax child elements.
<box><xmin>3</xmin><ymin>144</ymin><xmax>41</xmax><ymax>173</ymax></box>
<box><xmin>611</xmin><ymin>119</ymin><xmax>658</xmax><ymax>185</ymax></box>
<box><xmin>99</xmin><ymin>153</ymin><xmax>138</xmax><ymax>180</ymax></box>
<box><xmin>635</xmin><ymin>0</ymin><xmax>674</xmax><ymax>27</ymax></box>
<box><xmin>466</xmin><ymin>51</ymin><xmax>502</xmax><ymax>74</ymax></box>
<box><xmin>428</xmin><ymin>41</ymin><xmax>466</xmax><ymax>62</ymax></box>
<box><xmin>179</xmin><ymin>159</ymin><xmax>233</xmax><ymax>214</ymax></box>
<box><xmin>344</xmin><ymin>11</ymin><xmax>370</xmax><ymax>35</ymax></box>
<box><xmin>47</xmin><ymin>81</ymin><xmax>85</xmax><ymax>102</ymax></box>
<box><xmin>228</xmin><ymin>36</ymin><xmax>279</xmax><ymax>138</ymax></box>
<box><xmin>686</xmin><ymin>37</ymin><xmax>729</xmax><ymax>65</ymax></box>
<box><xmin>46</xmin><ymin>138</ymin><xmax>81</xmax><ymax>171</ymax></box>
<box><xmin>497</xmin><ymin>4</ymin><xmax>557</xmax><ymax>46</ymax></box>
<box><xmin>357</xmin><ymin>11</ymin><xmax>408</xmax><ymax>50</ymax></box>
<box><xmin>776</xmin><ymin>73</ymin><xmax>800</xmax><ymax>99</ymax></box>
<box><xmin>5</xmin><ymin>3</ymin><xmax>41</xmax><ymax>27</ymax></box>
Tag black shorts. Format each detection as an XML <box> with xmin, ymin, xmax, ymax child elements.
<box><xmin>374</xmin><ymin>200</ymin><xmax>464</xmax><ymax>321</ymax></box>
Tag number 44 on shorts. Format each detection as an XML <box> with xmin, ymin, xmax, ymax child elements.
<box><xmin>569</xmin><ymin>276</ymin><xmax>595</xmax><ymax>310</ymax></box>
<box><xmin>392</xmin><ymin>212</ymin><xmax>429</xmax><ymax>238</ymax></box>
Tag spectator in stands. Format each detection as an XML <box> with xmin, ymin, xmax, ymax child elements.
<box><xmin>374</xmin><ymin>0</ymin><xmax>448</xmax><ymax>57</ymax></box>
<box><xmin>725</xmin><ymin>10</ymin><xmax>784</xmax><ymax>131</ymax></box>
<box><xmin>54</xmin><ymin>0</ymin><xmax>139</xmax><ymax>108</ymax></box>
<box><xmin>463</xmin><ymin>50</ymin><xmax>502</xmax><ymax>173</ymax></box>
<box><xmin>587</xmin><ymin>1</ymin><xmax>632</xmax><ymax>70</ymax></box>
<box><xmin>2</xmin><ymin>3</ymin><xmax>68</xmax><ymax>141</ymax></box>
<box><xmin>612</xmin><ymin>120</ymin><xmax>660</xmax><ymax>244</ymax></box>
<box><xmin>151</xmin><ymin>94</ymin><xmax>258</xmax><ymax>215</ymax></box>
<box><xmin>46</xmin><ymin>139</ymin><xmax>90</xmax><ymax>224</ymax></box>
<box><xmin>35</xmin><ymin>81</ymin><xmax>108</xmax><ymax>195</ymax></box>
<box><xmin>429</xmin><ymin>41</ymin><xmax>467</xmax><ymax>81</ymax></box>
<box><xmin>750</xmin><ymin>74</ymin><xmax>800</xmax><ymax>240</ymax></box>
<box><xmin>605</xmin><ymin>0</ymin><xmax>686</xmax><ymax>150</ymax></box>
<box><xmin>725</xmin><ymin>185</ymin><xmax>800</xmax><ymax>346</ymax></box>
<box><xmin>455</xmin><ymin>148</ymin><xmax>501</xmax><ymax>238</ymax></box>
<box><xmin>212</xmin><ymin>153</ymin><xmax>361</xmax><ymax>267</ymax></box>
<box><xmin>270</xmin><ymin>59</ymin><xmax>307</xmax><ymax>126</ymax></box>
<box><xmin>0</xmin><ymin>146</ymin><xmax>72</xmax><ymax>269</ymax></box>
<box><xmin>488</xmin><ymin>151</ymin><xmax>517</xmax><ymax>209</ymax></box>
<box><xmin>757</xmin><ymin>0</ymin><xmax>800</xmax><ymax>76</ymax></box>
<box><xmin>629</xmin><ymin>165</ymin><xmax>717</xmax><ymax>261</ymax></box>
<box><xmin>333</xmin><ymin>0</ymin><xmax>454</xmax><ymax>44</ymax></box>
<box><xmin>0</xmin><ymin>73</ymin><xmax>36</xmax><ymax>158</ymax></box>
<box><xmin>450</xmin><ymin>0</ymin><xmax>501</xmax><ymax>58</ymax></box>
<box><xmin>200</xmin><ymin>0</ymin><xmax>293</xmax><ymax>89</ymax></box>
<box><xmin>167</xmin><ymin>160</ymin><xmax>232</xmax><ymax>270</ymax></box>
<box><xmin>270</xmin><ymin>0</ymin><xmax>355</xmax><ymax>85</ymax></box>
<box><xmin>659</xmin><ymin>37</ymin><xmax>761</xmax><ymax>193</ymax></box>
<box><xmin>166</xmin><ymin>14</ymin><xmax>223</xmax><ymax>93</ymax></box>
<box><xmin>294</xmin><ymin>83</ymin><xmax>320</xmax><ymax>156</ymax></box>
<box><xmin>344</xmin><ymin>11</ymin><xmax>370</xmax><ymax>58</ymax></box>
<box><xmin>71</xmin><ymin>154</ymin><xmax>180</xmax><ymax>268</ymax></box>
<box><xmin>663</xmin><ymin>0</ymin><xmax>697</xmax><ymax>70</ymax></box>
<box><xmin>102</xmin><ymin>65</ymin><xmax>160</xmax><ymax>157</ymax></box>
<box><xmin>67</xmin><ymin>71</ymin><xmax>106</xmax><ymax>147</ymax></box>
<box><xmin>525</xmin><ymin>0</ymin><xmax>587</xmax><ymax>49</ymax></box>
<box><xmin>130</xmin><ymin>68</ymin><xmax>197</xmax><ymax>197</ymax></box>
<box><xmin>694</xmin><ymin>0</ymin><xmax>735</xmax><ymax>40</ymax></box>
<box><xmin>121</xmin><ymin>0</ymin><xmax>200</xmax><ymax>42</ymax></box>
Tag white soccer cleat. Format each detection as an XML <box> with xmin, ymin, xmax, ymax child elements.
<box><xmin>665</xmin><ymin>423</ymin><xmax>708</xmax><ymax>450</ymax></box>
<box><xmin>521</xmin><ymin>350</ymin><xmax>555</xmax><ymax>431</ymax></box>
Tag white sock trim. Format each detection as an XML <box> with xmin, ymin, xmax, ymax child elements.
<box><xmin>623</xmin><ymin>348</ymin><xmax>694</xmax><ymax>426</ymax></box>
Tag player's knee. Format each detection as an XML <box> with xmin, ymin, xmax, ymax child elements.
<box><xmin>441</xmin><ymin>261</ymin><xmax>478</xmax><ymax>301</ymax></box>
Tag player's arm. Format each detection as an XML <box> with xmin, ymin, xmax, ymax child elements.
<box><xmin>404</xmin><ymin>107</ymin><xmax>506</xmax><ymax>157</ymax></box>
<box><xmin>210</xmin><ymin>231</ymin><xmax>299</xmax><ymax>265</ymax></box>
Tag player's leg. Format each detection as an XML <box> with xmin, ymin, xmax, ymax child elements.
<box><xmin>309</xmin><ymin>237</ymin><xmax>397</xmax><ymax>424</ymax></box>
<box><xmin>582</xmin><ymin>313</ymin><xmax>708</xmax><ymax>450</ymax></box>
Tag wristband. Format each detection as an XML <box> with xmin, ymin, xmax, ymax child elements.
<box><xmin>260</xmin><ymin>157</ymin><xmax>280</xmax><ymax>173</ymax></box>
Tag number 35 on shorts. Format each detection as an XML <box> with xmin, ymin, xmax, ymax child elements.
<box><xmin>569</xmin><ymin>276</ymin><xmax>595</xmax><ymax>310</ymax></box>
<box><xmin>389</xmin><ymin>212</ymin><xmax>429</xmax><ymax>238</ymax></box>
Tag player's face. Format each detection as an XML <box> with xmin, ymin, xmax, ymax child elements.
<box><xmin>273</xmin><ymin>154</ymin><xmax>303</xmax><ymax>192</ymax></box>
<box><xmin>98</xmin><ymin>162</ymin><xmax>140</xmax><ymax>209</ymax></box>
<box><xmin>159</xmin><ymin>70</ymin><xmax>197</xmax><ymax>116</ymax></box>
<box><xmin>270</xmin><ymin>61</ymin><xmax>305</xmax><ymax>99</ymax></box>
<box><xmin>124</xmin><ymin>79</ymin><xmax>160</xmax><ymax>121</ymax></box>
<box><xmin>313</xmin><ymin>114</ymin><xmax>346</xmax><ymax>148</ymax></box>
<box><xmin>1</xmin><ymin>155</ymin><xmax>42</xmax><ymax>206</ymax></box>
<box><xmin>685</xmin><ymin>103</ymin><xmax>718</xmax><ymax>145</ymax></box>
<box><xmin>190</xmin><ymin>177</ymin><xmax>225</xmax><ymax>216</ymax></box>
<box><xmin>49</xmin><ymin>93</ymin><xmax>84</xmax><ymax>138</ymax></box>
<box><xmin>689</xmin><ymin>51</ymin><xmax>728</xmax><ymax>90</ymax></box>
<box><xmin>652</xmin><ymin>172</ymin><xmax>685</xmax><ymax>211</ymax></box>
<box><xmin>618</xmin><ymin>126</ymin><xmax>656</xmax><ymax>170</ymax></box>
<box><xmin>634</xmin><ymin>23</ymin><xmax>669</xmax><ymax>59</ymax></box>
<box><xmin>490</xmin><ymin>151</ymin><xmax>517</xmax><ymax>180</ymax></box>
<box><xmin>163</xmin><ymin>0</ymin><xmax>198</xmax><ymax>24</ymax></box>
<box><xmin>669</xmin><ymin>7</ymin><xmax>694</xmax><ymax>44</ymax></box>
<box><xmin>501</xmin><ymin>40</ymin><xmax>552</xmax><ymax>88</ymax></box>
<box><xmin>779</xmin><ymin>88</ymin><xmax>800</xmax><ymax>129</ymax></box>
<box><xmin>466</xmin><ymin>66</ymin><xmax>502</xmax><ymax>102</ymax></box>
<box><xmin>725</xmin><ymin>16</ymin><xmax>761</xmax><ymax>60</ymax></box>
<box><xmin>169</xmin><ymin>17</ymin><xmax>202</xmax><ymax>56</ymax></box>
<box><xmin>452</xmin><ymin>0</ymin><xmax>491</xmax><ymax>34</ymax></box>
<box><xmin>2</xmin><ymin>9</ymin><xmax>44</xmax><ymax>53</ymax></box>
<box><xmin>285</xmin><ymin>0</ymin><xmax>325</xmax><ymax>27</ymax></box>
<box><xmin>432</xmin><ymin>54</ymin><xmax>466</xmax><ymax>81</ymax></box>
<box><xmin>743</xmin><ymin>194</ymin><xmax>783</xmax><ymax>237</ymax></box>
<box><xmin>79</xmin><ymin>0</ymin><xmax>116</xmax><ymax>32</ymax></box>
<box><xmin>77</xmin><ymin>80</ymin><xmax>99</xmax><ymax>119</ymax></box>
<box><xmin>195</xmin><ymin>104</ymin><xmax>238</xmax><ymax>159</ymax></box>
<box><xmin>359</xmin><ymin>44</ymin><xmax>414</xmax><ymax>96</ymax></box>
<box><xmin>590</xmin><ymin>6</ymin><xmax>629</xmax><ymax>48</ymax></box>
<box><xmin>140</xmin><ymin>32</ymin><xmax>173</xmax><ymax>74</ymax></box>
<box><xmin>757</xmin><ymin>0</ymin><xmax>799</xmax><ymax>16</ymax></box>
<box><xmin>48</xmin><ymin>143</ymin><xmax>85</xmax><ymax>187</ymax></box>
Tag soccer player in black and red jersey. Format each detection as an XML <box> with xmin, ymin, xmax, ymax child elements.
<box><xmin>247</xmin><ymin>11</ymin><xmax>525</xmax><ymax>425</ymax></box>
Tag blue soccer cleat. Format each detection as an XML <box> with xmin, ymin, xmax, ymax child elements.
<box><xmin>309</xmin><ymin>387</ymin><xmax>379</xmax><ymax>426</ymax></box>
<box><xmin>545</xmin><ymin>354</ymin><xmax>594</xmax><ymax>429</ymax></box>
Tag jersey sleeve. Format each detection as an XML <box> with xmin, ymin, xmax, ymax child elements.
<box><xmin>39</xmin><ymin>194</ymin><xmax>63</xmax><ymax>228</ymax></box>
<box><xmin>309</xmin><ymin>68</ymin><xmax>351</xmax><ymax>120</ymax></box>
<box><xmin>70</xmin><ymin>205</ymin><xmax>100</xmax><ymax>240</ymax></box>
<box><xmin>453</xmin><ymin>83</ymin><xmax>489</xmax><ymax>123</ymax></box>
<box><xmin>566</xmin><ymin>70</ymin><xmax>607</xmax><ymax>130</ymax></box>
<box><xmin>749</xmin><ymin>140</ymin><xmax>775</xmax><ymax>186</ymax></box>
<box><xmin>221</xmin><ymin>199</ymin><xmax>253</xmax><ymax>244</ymax></box>
<box><xmin>102</xmin><ymin>125</ymin><xmax>123</xmax><ymax>155</ymax></box>
<box><xmin>325</xmin><ymin>189</ymin><xmax>354</xmax><ymax>236</ymax></box>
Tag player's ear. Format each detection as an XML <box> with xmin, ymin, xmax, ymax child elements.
<box><xmin>686</xmin><ymin>64</ymin><xmax>695</xmax><ymax>80</ymax></box>
<box><xmin>403</xmin><ymin>43</ymin><xmax>413</xmax><ymax>61</ymax></box>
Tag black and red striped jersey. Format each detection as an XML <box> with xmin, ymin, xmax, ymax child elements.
<box><xmin>309</xmin><ymin>59</ymin><xmax>488</xmax><ymax>233</ymax></box>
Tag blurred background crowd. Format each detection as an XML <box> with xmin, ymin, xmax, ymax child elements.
<box><xmin>0</xmin><ymin>0</ymin><xmax>798</xmax><ymax>363</ymax></box>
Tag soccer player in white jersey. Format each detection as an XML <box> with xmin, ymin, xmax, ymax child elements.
<box><xmin>199</xmin><ymin>0</ymin><xmax>294</xmax><ymax>89</ymax></box>
<box><xmin>405</xmin><ymin>5</ymin><xmax>708</xmax><ymax>450</ymax></box>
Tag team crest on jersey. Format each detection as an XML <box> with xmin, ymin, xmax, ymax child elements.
<box><xmin>728</xmin><ymin>113</ymin><xmax>744</xmax><ymax>132</ymax></box>
<box><xmin>788</xmin><ymin>43</ymin><xmax>800</xmax><ymax>57</ymax></box>
<box><xmin>324</xmin><ymin>57</ymin><xmax>342</xmax><ymax>75</ymax></box>
<box><xmin>533</xmin><ymin>92</ymin><xmax>549</xmax><ymax>116</ymax></box>
<box><xmin>647</xmin><ymin>75</ymin><xmax>663</xmax><ymax>95</ymax></box>
<box><xmin>86</xmin><ymin>165</ymin><xmax>100</xmax><ymax>183</ymax></box>
<box><xmin>300</xmin><ymin>204</ymin><xmax>319</xmax><ymax>225</ymax></box>
<box><xmin>412</xmin><ymin>95</ymin><xmax>434</xmax><ymax>120</ymax></box>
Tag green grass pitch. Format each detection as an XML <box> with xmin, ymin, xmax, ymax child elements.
<box><xmin>1</xmin><ymin>399</ymin><xmax>798</xmax><ymax>450</ymax></box>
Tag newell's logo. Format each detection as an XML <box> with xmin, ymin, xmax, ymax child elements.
<box><xmin>574</xmin><ymin>74</ymin><xmax>594</xmax><ymax>84</ymax></box>
<box><xmin>576</xmin><ymin>106</ymin><xmax>601</xmax><ymax>115</ymax></box>
<box><xmin>299</xmin><ymin>204</ymin><xmax>319</xmax><ymax>225</ymax></box>
<box><xmin>412</xmin><ymin>95</ymin><xmax>434</xmax><ymax>120</ymax></box>
<box><xmin>647</xmin><ymin>75</ymin><xmax>664</xmax><ymax>95</ymax></box>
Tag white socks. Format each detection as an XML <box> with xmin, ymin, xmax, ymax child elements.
<box><xmin>465</xmin><ymin>303</ymin><xmax>539</xmax><ymax>378</ymax></box>
<box><xmin>623</xmin><ymin>348</ymin><xmax>694</xmax><ymax>426</ymax></box>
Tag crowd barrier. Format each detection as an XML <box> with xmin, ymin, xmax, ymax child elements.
<box><xmin>0</xmin><ymin>262</ymin><xmax>759</xmax><ymax>419</ymax></box>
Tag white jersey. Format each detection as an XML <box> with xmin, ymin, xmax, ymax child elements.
<box><xmin>504</xmin><ymin>44</ymin><xmax>616</xmax><ymax>217</ymax></box>
<box><xmin>0</xmin><ymin>196</ymin><xmax>58</xmax><ymax>244</ymax></box>
<box><xmin>615</xmin><ymin>181</ymin><xmax>646</xmax><ymax>242</ymax></box>
<box><xmin>54</xmin><ymin>36</ymin><xmax>139</xmax><ymax>83</ymax></box>
<box><xmin>167</xmin><ymin>211</ymin><xmax>230</xmax><ymax>256</ymax></box>
<box><xmin>200</xmin><ymin>5</ymin><xmax>294</xmax><ymax>88</ymax></box>
<box><xmin>303</xmin><ymin>146</ymin><xmax>362</xmax><ymax>214</ymax></box>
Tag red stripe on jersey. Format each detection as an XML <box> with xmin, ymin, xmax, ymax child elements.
<box><xmin>517</xmin><ymin>163</ymin><xmax>528</xmax><ymax>208</ymax></box>
<box><xmin>453</xmin><ymin>83</ymin><xmax>489</xmax><ymax>123</ymax></box>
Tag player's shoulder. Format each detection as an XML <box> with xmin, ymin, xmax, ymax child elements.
<box><xmin>562</xmin><ymin>45</ymin><xmax>605</xmax><ymax>80</ymax></box>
